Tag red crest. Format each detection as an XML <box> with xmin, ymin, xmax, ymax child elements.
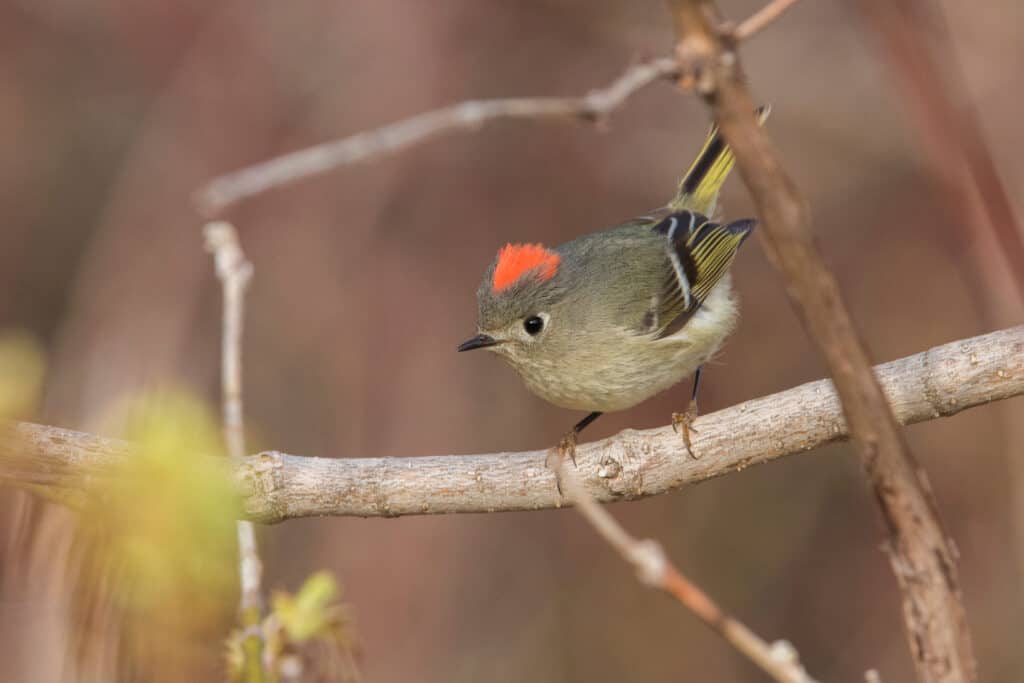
<box><xmin>492</xmin><ymin>243</ymin><xmax>560</xmax><ymax>292</ymax></box>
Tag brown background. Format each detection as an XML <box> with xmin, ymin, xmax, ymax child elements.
<box><xmin>1</xmin><ymin>0</ymin><xmax>1022</xmax><ymax>681</ymax></box>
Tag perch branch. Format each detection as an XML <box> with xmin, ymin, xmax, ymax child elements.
<box><xmin>555</xmin><ymin>458</ymin><xmax>817</xmax><ymax>682</ymax></box>
<box><xmin>193</xmin><ymin>0</ymin><xmax>799</xmax><ymax>215</ymax></box>
<box><xmin>667</xmin><ymin>1</ymin><xmax>977</xmax><ymax>680</ymax></box>
<box><xmin>0</xmin><ymin>326</ymin><xmax>1019</xmax><ymax>521</ymax></box>
<box><xmin>204</xmin><ymin>222</ymin><xmax>266</xmax><ymax>682</ymax></box>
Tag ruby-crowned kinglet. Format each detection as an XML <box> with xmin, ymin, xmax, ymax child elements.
<box><xmin>459</xmin><ymin>111</ymin><xmax>766</xmax><ymax>460</ymax></box>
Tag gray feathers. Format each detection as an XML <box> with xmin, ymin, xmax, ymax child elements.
<box><xmin>474</xmin><ymin>210</ymin><xmax>754</xmax><ymax>346</ymax></box>
<box><xmin>468</xmin><ymin>210</ymin><xmax>754</xmax><ymax>412</ymax></box>
<box><xmin>464</xmin><ymin>113</ymin><xmax>765</xmax><ymax>414</ymax></box>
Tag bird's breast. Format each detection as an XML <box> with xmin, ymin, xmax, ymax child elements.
<box><xmin>508</xmin><ymin>278</ymin><xmax>740</xmax><ymax>412</ymax></box>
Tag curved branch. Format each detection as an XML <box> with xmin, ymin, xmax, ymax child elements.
<box><xmin>1</xmin><ymin>327</ymin><xmax>1020</xmax><ymax>522</ymax></box>
<box><xmin>194</xmin><ymin>57</ymin><xmax>679</xmax><ymax>215</ymax></box>
<box><xmin>193</xmin><ymin>0</ymin><xmax>803</xmax><ymax>217</ymax></box>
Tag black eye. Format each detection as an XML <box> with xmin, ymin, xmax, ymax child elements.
<box><xmin>523</xmin><ymin>316</ymin><xmax>544</xmax><ymax>336</ymax></box>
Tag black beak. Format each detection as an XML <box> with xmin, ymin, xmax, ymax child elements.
<box><xmin>457</xmin><ymin>334</ymin><xmax>499</xmax><ymax>352</ymax></box>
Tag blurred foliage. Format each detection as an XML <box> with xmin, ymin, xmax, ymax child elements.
<box><xmin>227</xmin><ymin>571</ymin><xmax>360</xmax><ymax>683</ymax></box>
<box><xmin>72</xmin><ymin>389</ymin><xmax>241</xmax><ymax>681</ymax></box>
<box><xmin>272</xmin><ymin>571</ymin><xmax>350</xmax><ymax>643</ymax></box>
<box><xmin>0</xmin><ymin>329</ymin><xmax>46</xmax><ymax>419</ymax></box>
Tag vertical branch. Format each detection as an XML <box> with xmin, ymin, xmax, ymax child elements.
<box><xmin>666</xmin><ymin>2</ymin><xmax>977</xmax><ymax>682</ymax></box>
<box><xmin>204</xmin><ymin>222</ymin><xmax>266</xmax><ymax>683</ymax></box>
<box><xmin>553</xmin><ymin>459</ymin><xmax>818</xmax><ymax>683</ymax></box>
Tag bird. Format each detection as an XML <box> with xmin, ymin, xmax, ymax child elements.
<box><xmin>458</xmin><ymin>110</ymin><xmax>765</xmax><ymax>465</ymax></box>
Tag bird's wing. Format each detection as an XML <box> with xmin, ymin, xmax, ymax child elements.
<box><xmin>639</xmin><ymin>209</ymin><xmax>755</xmax><ymax>339</ymax></box>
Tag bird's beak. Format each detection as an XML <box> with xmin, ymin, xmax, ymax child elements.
<box><xmin>457</xmin><ymin>333</ymin><xmax>499</xmax><ymax>352</ymax></box>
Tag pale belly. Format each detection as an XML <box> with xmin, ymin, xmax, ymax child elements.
<box><xmin>514</xmin><ymin>281</ymin><xmax>739</xmax><ymax>412</ymax></box>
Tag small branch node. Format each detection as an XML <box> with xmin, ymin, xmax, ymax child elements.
<box><xmin>596</xmin><ymin>456</ymin><xmax>622</xmax><ymax>479</ymax></box>
<box><xmin>629</xmin><ymin>538</ymin><xmax>669</xmax><ymax>587</ymax></box>
<box><xmin>769</xmin><ymin>639</ymin><xmax>798</xmax><ymax>665</ymax></box>
<box><xmin>204</xmin><ymin>221</ymin><xmax>252</xmax><ymax>283</ymax></box>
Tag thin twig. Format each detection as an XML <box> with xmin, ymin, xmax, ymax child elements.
<box><xmin>733</xmin><ymin>0</ymin><xmax>802</xmax><ymax>41</ymax></box>
<box><xmin>194</xmin><ymin>57</ymin><xmax>679</xmax><ymax>215</ymax></box>
<box><xmin>555</xmin><ymin>458</ymin><xmax>817</xmax><ymax>683</ymax></box>
<box><xmin>2</xmin><ymin>326</ymin><xmax>1020</xmax><ymax>520</ymax></box>
<box><xmin>193</xmin><ymin>0</ymin><xmax>807</xmax><ymax>217</ymax></box>
<box><xmin>667</xmin><ymin>1</ymin><xmax>978</xmax><ymax>681</ymax></box>
<box><xmin>204</xmin><ymin>222</ymin><xmax>266</xmax><ymax>682</ymax></box>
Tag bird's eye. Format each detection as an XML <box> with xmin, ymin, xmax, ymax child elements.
<box><xmin>523</xmin><ymin>316</ymin><xmax>544</xmax><ymax>336</ymax></box>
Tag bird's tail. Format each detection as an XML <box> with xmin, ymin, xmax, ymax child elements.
<box><xmin>668</xmin><ymin>105</ymin><xmax>771</xmax><ymax>215</ymax></box>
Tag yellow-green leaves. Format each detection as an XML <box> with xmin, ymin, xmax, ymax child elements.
<box><xmin>228</xmin><ymin>570</ymin><xmax>359</xmax><ymax>683</ymax></box>
<box><xmin>95</xmin><ymin>391</ymin><xmax>240</xmax><ymax>614</ymax></box>
<box><xmin>75</xmin><ymin>390</ymin><xmax>241</xmax><ymax>680</ymax></box>
<box><xmin>273</xmin><ymin>571</ymin><xmax>343</xmax><ymax>643</ymax></box>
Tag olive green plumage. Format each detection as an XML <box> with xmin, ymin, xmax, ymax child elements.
<box><xmin>461</xmin><ymin>114</ymin><xmax>764</xmax><ymax>414</ymax></box>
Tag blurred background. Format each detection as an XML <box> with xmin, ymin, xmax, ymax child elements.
<box><xmin>1</xmin><ymin>0</ymin><xmax>1022</xmax><ymax>681</ymax></box>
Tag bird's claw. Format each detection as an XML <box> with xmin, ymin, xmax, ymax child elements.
<box><xmin>557</xmin><ymin>431</ymin><xmax>579</xmax><ymax>467</ymax></box>
<box><xmin>671</xmin><ymin>399</ymin><xmax>700</xmax><ymax>459</ymax></box>
<box><xmin>545</xmin><ymin>431</ymin><xmax>581</xmax><ymax>498</ymax></box>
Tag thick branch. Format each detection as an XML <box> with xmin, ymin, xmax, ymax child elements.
<box><xmin>1</xmin><ymin>327</ymin><xmax>1019</xmax><ymax>521</ymax></box>
<box><xmin>668</xmin><ymin>1</ymin><xmax>979</xmax><ymax>680</ymax></box>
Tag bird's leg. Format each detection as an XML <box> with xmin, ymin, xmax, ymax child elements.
<box><xmin>672</xmin><ymin>366</ymin><xmax>702</xmax><ymax>458</ymax></box>
<box><xmin>549</xmin><ymin>411</ymin><xmax>603</xmax><ymax>496</ymax></box>
<box><xmin>557</xmin><ymin>411</ymin><xmax>603</xmax><ymax>465</ymax></box>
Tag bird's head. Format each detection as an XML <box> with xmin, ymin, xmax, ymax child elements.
<box><xmin>458</xmin><ymin>242</ymin><xmax>570</xmax><ymax>366</ymax></box>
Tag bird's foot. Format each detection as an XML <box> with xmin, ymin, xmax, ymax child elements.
<box><xmin>671</xmin><ymin>399</ymin><xmax>700</xmax><ymax>458</ymax></box>
<box><xmin>545</xmin><ymin>430</ymin><xmax>580</xmax><ymax>498</ymax></box>
<box><xmin>557</xmin><ymin>430</ymin><xmax>579</xmax><ymax>466</ymax></box>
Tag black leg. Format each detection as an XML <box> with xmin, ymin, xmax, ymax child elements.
<box><xmin>691</xmin><ymin>365</ymin><xmax>703</xmax><ymax>405</ymax></box>
<box><xmin>573</xmin><ymin>411</ymin><xmax>603</xmax><ymax>436</ymax></box>
<box><xmin>552</xmin><ymin>412</ymin><xmax>604</xmax><ymax>491</ymax></box>
<box><xmin>559</xmin><ymin>411</ymin><xmax>603</xmax><ymax>466</ymax></box>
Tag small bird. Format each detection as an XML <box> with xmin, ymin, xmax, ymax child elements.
<box><xmin>458</xmin><ymin>112</ymin><xmax>764</xmax><ymax>463</ymax></box>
